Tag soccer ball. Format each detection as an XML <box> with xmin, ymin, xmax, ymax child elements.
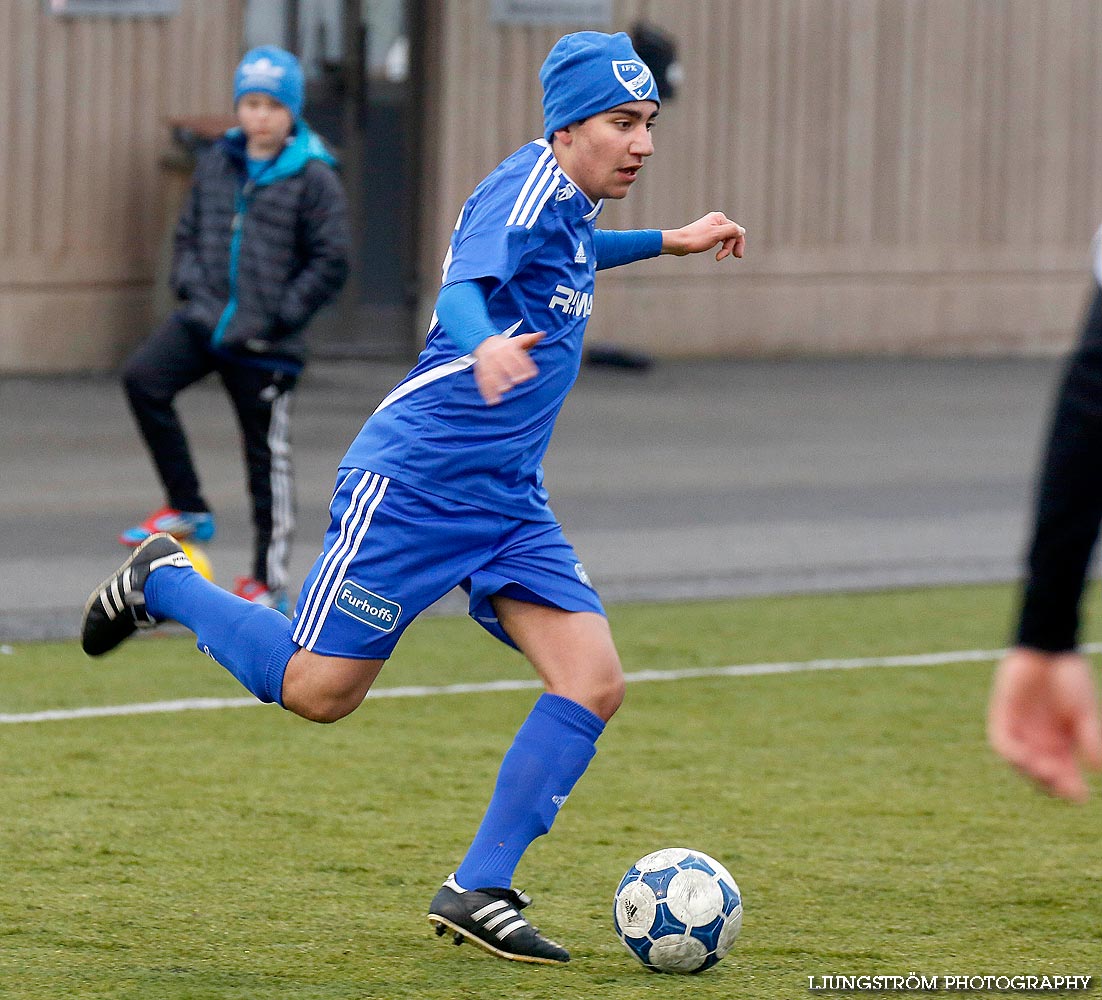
<box><xmin>613</xmin><ymin>847</ymin><xmax>742</xmax><ymax>973</ymax></box>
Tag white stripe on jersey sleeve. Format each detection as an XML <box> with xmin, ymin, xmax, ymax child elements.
<box><xmin>513</xmin><ymin>164</ymin><xmax>561</xmax><ymax>229</ymax></box>
<box><xmin>525</xmin><ymin>169</ymin><xmax>563</xmax><ymax>230</ymax></box>
<box><xmin>506</xmin><ymin>142</ymin><xmax>554</xmax><ymax>228</ymax></box>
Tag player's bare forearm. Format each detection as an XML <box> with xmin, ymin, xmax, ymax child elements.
<box><xmin>662</xmin><ymin>212</ymin><xmax>746</xmax><ymax>261</ymax></box>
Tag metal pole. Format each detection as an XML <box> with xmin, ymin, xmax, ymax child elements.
<box><xmin>285</xmin><ymin>0</ymin><xmax>300</xmax><ymax>54</ymax></box>
<box><xmin>340</xmin><ymin>0</ymin><xmax>367</xmax><ymax>311</ymax></box>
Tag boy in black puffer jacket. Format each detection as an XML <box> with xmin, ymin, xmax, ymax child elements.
<box><xmin>121</xmin><ymin>45</ymin><xmax>350</xmax><ymax>613</ymax></box>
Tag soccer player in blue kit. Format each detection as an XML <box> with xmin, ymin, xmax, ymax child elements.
<box><xmin>82</xmin><ymin>31</ymin><xmax>745</xmax><ymax>965</ymax></box>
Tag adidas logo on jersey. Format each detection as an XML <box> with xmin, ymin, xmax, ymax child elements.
<box><xmin>549</xmin><ymin>283</ymin><xmax>593</xmax><ymax>318</ymax></box>
<box><xmin>574</xmin><ymin>241</ymin><xmax>587</xmax><ymax>264</ymax></box>
<box><xmin>556</xmin><ymin>182</ymin><xmax>576</xmax><ymax>202</ymax></box>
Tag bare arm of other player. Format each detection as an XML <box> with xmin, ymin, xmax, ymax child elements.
<box><xmin>987</xmin><ymin>647</ymin><xmax>1102</xmax><ymax>801</ymax></box>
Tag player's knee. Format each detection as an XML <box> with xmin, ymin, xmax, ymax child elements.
<box><xmin>302</xmin><ymin>706</ymin><xmax>346</xmax><ymax>725</ymax></box>
<box><xmin>297</xmin><ymin>690</ymin><xmax>362</xmax><ymax>724</ymax></box>
<box><xmin>282</xmin><ymin>652</ymin><xmax>380</xmax><ymax>723</ymax></box>
<box><xmin>587</xmin><ymin>668</ymin><xmax>625</xmax><ymax>721</ymax></box>
<box><xmin>280</xmin><ymin>674</ymin><xmax>360</xmax><ymax>724</ymax></box>
<box><xmin>604</xmin><ymin>673</ymin><xmax>627</xmax><ymax>718</ymax></box>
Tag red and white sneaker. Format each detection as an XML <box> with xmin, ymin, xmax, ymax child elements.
<box><xmin>233</xmin><ymin>576</ymin><xmax>289</xmax><ymax>615</ymax></box>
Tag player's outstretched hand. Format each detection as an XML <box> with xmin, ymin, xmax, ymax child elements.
<box><xmin>662</xmin><ymin>212</ymin><xmax>747</xmax><ymax>261</ymax></box>
<box><xmin>472</xmin><ymin>331</ymin><xmax>545</xmax><ymax>405</ymax></box>
<box><xmin>987</xmin><ymin>647</ymin><xmax>1102</xmax><ymax>802</ymax></box>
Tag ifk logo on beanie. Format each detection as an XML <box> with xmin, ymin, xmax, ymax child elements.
<box><xmin>540</xmin><ymin>31</ymin><xmax>659</xmax><ymax>140</ymax></box>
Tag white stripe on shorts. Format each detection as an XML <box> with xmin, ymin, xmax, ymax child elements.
<box><xmin>293</xmin><ymin>471</ymin><xmax>390</xmax><ymax>651</ymax></box>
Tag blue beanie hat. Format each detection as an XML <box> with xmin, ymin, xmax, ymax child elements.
<box><xmin>540</xmin><ymin>31</ymin><xmax>660</xmax><ymax>140</ymax></box>
<box><xmin>234</xmin><ymin>46</ymin><xmax>304</xmax><ymax>119</ymax></box>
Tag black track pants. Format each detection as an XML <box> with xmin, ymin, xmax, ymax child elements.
<box><xmin>122</xmin><ymin>312</ymin><xmax>297</xmax><ymax>590</ymax></box>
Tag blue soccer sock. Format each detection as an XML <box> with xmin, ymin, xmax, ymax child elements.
<box><xmin>455</xmin><ymin>692</ymin><xmax>605</xmax><ymax>890</ymax></box>
<box><xmin>144</xmin><ymin>566</ymin><xmax>298</xmax><ymax>707</ymax></box>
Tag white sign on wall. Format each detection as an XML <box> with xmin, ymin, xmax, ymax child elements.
<box><xmin>46</xmin><ymin>0</ymin><xmax>179</xmax><ymax>15</ymax></box>
<box><xmin>490</xmin><ymin>0</ymin><xmax>612</xmax><ymax>26</ymax></box>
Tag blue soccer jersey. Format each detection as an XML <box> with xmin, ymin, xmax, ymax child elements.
<box><xmin>341</xmin><ymin>139</ymin><xmax>603</xmax><ymax>520</ymax></box>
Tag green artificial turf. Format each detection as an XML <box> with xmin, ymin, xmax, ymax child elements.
<box><xmin>0</xmin><ymin>584</ymin><xmax>1099</xmax><ymax>998</ymax></box>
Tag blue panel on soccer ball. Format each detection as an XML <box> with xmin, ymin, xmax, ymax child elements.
<box><xmin>678</xmin><ymin>854</ymin><xmax>718</xmax><ymax>876</ymax></box>
<box><xmin>639</xmin><ymin>864</ymin><xmax>678</xmax><ymax>895</ymax></box>
<box><xmin>691</xmin><ymin>925</ymin><xmax>727</xmax><ymax>970</ymax></box>
<box><xmin>641</xmin><ymin>866</ymin><xmax>678</xmax><ymax>899</ymax></box>
<box><xmin>649</xmin><ymin>901</ymin><xmax>688</xmax><ymax>938</ymax></box>
<box><xmin>616</xmin><ymin>870</ymin><xmax>638</xmax><ymax>894</ymax></box>
<box><xmin>691</xmin><ymin>913</ymin><xmax>726</xmax><ymax>946</ymax></box>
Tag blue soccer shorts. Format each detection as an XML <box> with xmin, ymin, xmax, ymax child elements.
<box><xmin>289</xmin><ymin>469</ymin><xmax>606</xmax><ymax>659</ymax></box>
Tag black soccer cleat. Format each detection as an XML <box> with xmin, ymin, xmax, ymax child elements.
<box><xmin>81</xmin><ymin>532</ymin><xmax>192</xmax><ymax>656</ymax></box>
<box><xmin>427</xmin><ymin>874</ymin><xmax>570</xmax><ymax>965</ymax></box>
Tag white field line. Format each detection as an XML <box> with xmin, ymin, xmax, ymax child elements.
<box><xmin>6</xmin><ymin>642</ymin><xmax>1089</xmax><ymax>726</ymax></box>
